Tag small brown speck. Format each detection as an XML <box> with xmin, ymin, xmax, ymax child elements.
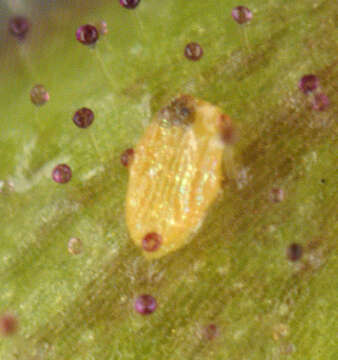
<box><xmin>270</xmin><ymin>188</ymin><xmax>284</xmax><ymax>203</ymax></box>
<box><xmin>204</xmin><ymin>323</ymin><xmax>219</xmax><ymax>340</ymax></box>
<box><xmin>218</xmin><ymin>114</ymin><xmax>237</xmax><ymax>144</ymax></box>
<box><xmin>30</xmin><ymin>84</ymin><xmax>49</xmax><ymax>106</ymax></box>
<box><xmin>286</xmin><ymin>243</ymin><xmax>303</xmax><ymax>262</ymax></box>
<box><xmin>142</xmin><ymin>232</ymin><xmax>162</xmax><ymax>252</ymax></box>
<box><xmin>0</xmin><ymin>313</ymin><xmax>18</xmax><ymax>336</ymax></box>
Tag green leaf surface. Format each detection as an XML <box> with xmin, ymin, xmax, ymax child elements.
<box><xmin>0</xmin><ymin>0</ymin><xmax>337</xmax><ymax>359</ymax></box>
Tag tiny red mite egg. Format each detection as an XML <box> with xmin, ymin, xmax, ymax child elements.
<box><xmin>134</xmin><ymin>294</ymin><xmax>157</xmax><ymax>315</ymax></box>
<box><xmin>76</xmin><ymin>25</ymin><xmax>99</xmax><ymax>46</ymax></box>
<box><xmin>52</xmin><ymin>164</ymin><xmax>72</xmax><ymax>184</ymax></box>
<box><xmin>142</xmin><ymin>232</ymin><xmax>162</xmax><ymax>252</ymax></box>
<box><xmin>231</xmin><ymin>6</ymin><xmax>253</xmax><ymax>25</ymax></box>
<box><xmin>121</xmin><ymin>148</ymin><xmax>134</xmax><ymax>167</ymax></box>
<box><xmin>298</xmin><ymin>74</ymin><xmax>319</xmax><ymax>94</ymax></box>
<box><xmin>8</xmin><ymin>16</ymin><xmax>30</xmax><ymax>40</ymax></box>
<box><xmin>72</xmin><ymin>107</ymin><xmax>94</xmax><ymax>128</ymax></box>
<box><xmin>120</xmin><ymin>0</ymin><xmax>141</xmax><ymax>9</ymax></box>
<box><xmin>184</xmin><ymin>42</ymin><xmax>203</xmax><ymax>61</ymax></box>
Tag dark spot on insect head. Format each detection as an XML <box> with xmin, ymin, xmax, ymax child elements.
<box><xmin>158</xmin><ymin>94</ymin><xmax>196</xmax><ymax>128</ymax></box>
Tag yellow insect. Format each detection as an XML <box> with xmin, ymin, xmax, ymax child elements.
<box><xmin>125</xmin><ymin>95</ymin><xmax>236</xmax><ymax>259</ymax></box>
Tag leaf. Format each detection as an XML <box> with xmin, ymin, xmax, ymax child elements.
<box><xmin>0</xmin><ymin>0</ymin><xmax>337</xmax><ymax>359</ymax></box>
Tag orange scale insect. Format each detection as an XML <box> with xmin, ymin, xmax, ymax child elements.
<box><xmin>125</xmin><ymin>95</ymin><xmax>236</xmax><ymax>259</ymax></box>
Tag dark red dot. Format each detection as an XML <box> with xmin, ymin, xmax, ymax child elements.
<box><xmin>204</xmin><ymin>324</ymin><xmax>219</xmax><ymax>340</ymax></box>
<box><xmin>184</xmin><ymin>43</ymin><xmax>203</xmax><ymax>61</ymax></box>
<box><xmin>121</xmin><ymin>148</ymin><xmax>134</xmax><ymax>167</ymax></box>
<box><xmin>134</xmin><ymin>294</ymin><xmax>157</xmax><ymax>315</ymax></box>
<box><xmin>231</xmin><ymin>6</ymin><xmax>253</xmax><ymax>25</ymax></box>
<box><xmin>142</xmin><ymin>232</ymin><xmax>162</xmax><ymax>252</ymax></box>
<box><xmin>52</xmin><ymin>164</ymin><xmax>72</xmax><ymax>184</ymax></box>
<box><xmin>72</xmin><ymin>108</ymin><xmax>95</xmax><ymax>128</ymax></box>
<box><xmin>120</xmin><ymin>0</ymin><xmax>141</xmax><ymax>9</ymax></box>
<box><xmin>8</xmin><ymin>16</ymin><xmax>30</xmax><ymax>40</ymax></box>
<box><xmin>312</xmin><ymin>93</ymin><xmax>330</xmax><ymax>111</ymax></box>
<box><xmin>0</xmin><ymin>313</ymin><xmax>18</xmax><ymax>336</ymax></box>
<box><xmin>298</xmin><ymin>74</ymin><xmax>319</xmax><ymax>94</ymax></box>
<box><xmin>286</xmin><ymin>243</ymin><xmax>303</xmax><ymax>262</ymax></box>
<box><xmin>76</xmin><ymin>25</ymin><xmax>99</xmax><ymax>46</ymax></box>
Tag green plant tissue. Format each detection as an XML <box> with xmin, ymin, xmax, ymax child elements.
<box><xmin>0</xmin><ymin>0</ymin><xmax>337</xmax><ymax>359</ymax></box>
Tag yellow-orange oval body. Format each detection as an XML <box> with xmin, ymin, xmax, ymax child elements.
<box><xmin>126</xmin><ymin>95</ymin><xmax>234</xmax><ymax>259</ymax></box>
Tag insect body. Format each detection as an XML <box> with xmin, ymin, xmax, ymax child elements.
<box><xmin>125</xmin><ymin>95</ymin><xmax>235</xmax><ymax>259</ymax></box>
